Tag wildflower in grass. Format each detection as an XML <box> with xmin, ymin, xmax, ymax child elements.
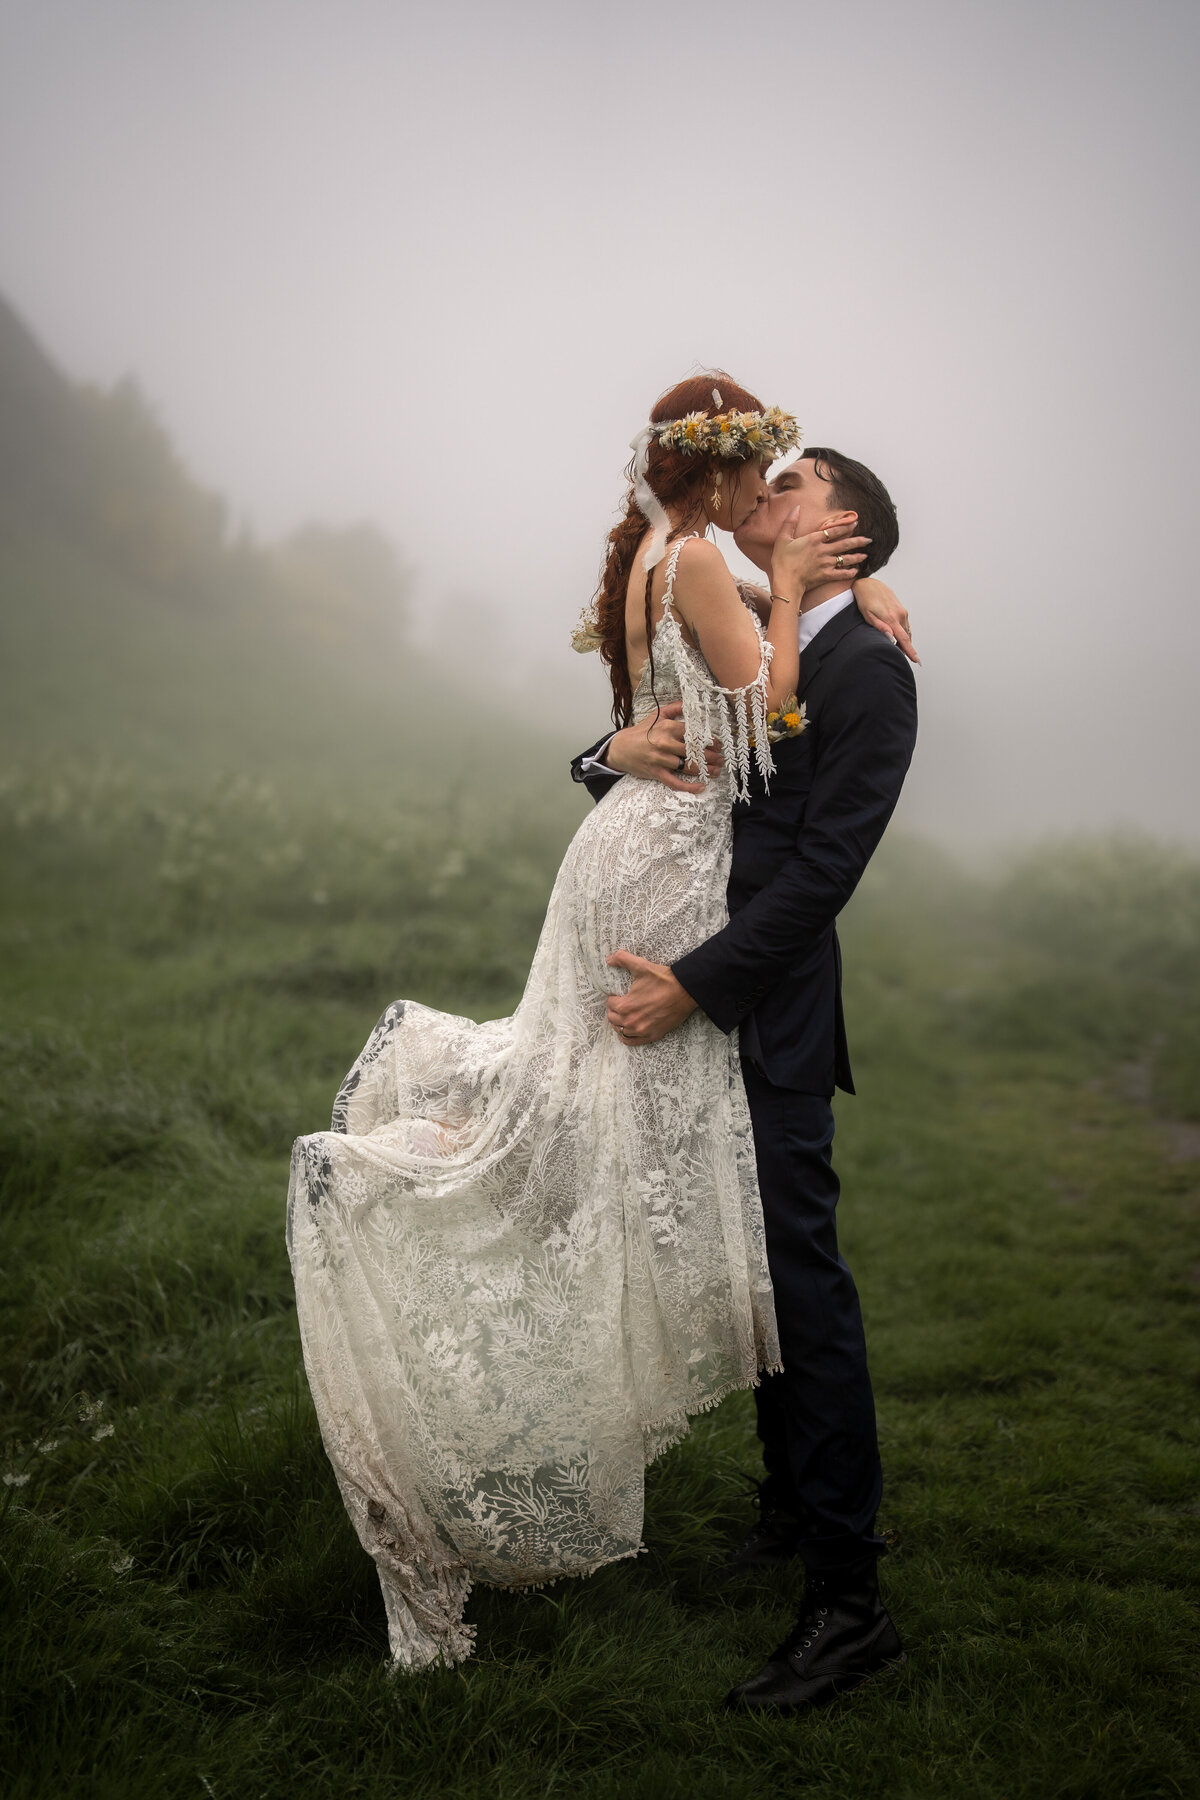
<box><xmin>92</xmin><ymin>1423</ymin><xmax>115</xmax><ymax>1441</ymax></box>
<box><xmin>34</xmin><ymin>1438</ymin><xmax>61</xmax><ymax>1455</ymax></box>
<box><xmin>3</xmin><ymin>1472</ymin><xmax>30</xmax><ymax>1487</ymax></box>
<box><xmin>110</xmin><ymin>1554</ymin><xmax>134</xmax><ymax>1576</ymax></box>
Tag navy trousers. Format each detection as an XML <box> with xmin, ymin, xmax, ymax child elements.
<box><xmin>741</xmin><ymin>1061</ymin><xmax>886</xmax><ymax>1570</ymax></box>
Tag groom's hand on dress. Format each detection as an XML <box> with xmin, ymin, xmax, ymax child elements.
<box><xmin>604</xmin><ymin>702</ymin><xmax>723</xmax><ymax>792</ymax></box>
<box><xmin>606</xmin><ymin>951</ymin><xmax>698</xmax><ymax>1044</ymax></box>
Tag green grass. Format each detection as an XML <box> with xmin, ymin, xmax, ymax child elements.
<box><xmin>2</xmin><ymin>775</ymin><xmax>1198</xmax><ymax>1800</ymax></box>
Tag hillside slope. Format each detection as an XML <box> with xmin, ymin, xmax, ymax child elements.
<box><xmin>0</xmin><ymin>295</ymin><xmax>580</xmax><ymax>809</ymax></box>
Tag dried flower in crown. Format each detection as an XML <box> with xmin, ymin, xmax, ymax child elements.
<box><xmin>651</xmin><ymin>406</ymin><xmax>800</xmax><ymax>463</ymax></box>
<box><xmin>573</xmin><ymin>397</ymin><xmax>802</xmax><ymax>653</ymax></box>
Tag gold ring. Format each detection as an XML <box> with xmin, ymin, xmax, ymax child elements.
<box><xmin>822</xmin><ymin>529</ymin><xmax>831</xmax><ymax>542</ymax></box>
<box><xmin>835</xmin><ymin>554</ymin><xmax>844</xmax><ymax>568</ymax></box>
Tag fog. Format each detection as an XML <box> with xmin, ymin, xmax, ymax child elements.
<box><xmin>2</xmin><ymin>0</ymin><xmax>1198</xmax><ymax>846</ymax></box>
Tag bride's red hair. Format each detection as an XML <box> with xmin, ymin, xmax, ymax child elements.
<box><xmin>595</xmin><ymin>372</ymin><xmax>767</xmax><ymax>728</ymax></box>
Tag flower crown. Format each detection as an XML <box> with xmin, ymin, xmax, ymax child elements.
<box><xmin>650</xmin><ymin>405</ymin><xmax>800</xmax><ymax>463</ymax></box>
<box><xmin>571</xmin><ymin>393</ymin><xmax>802</xmax><ymax>652</ymax></box>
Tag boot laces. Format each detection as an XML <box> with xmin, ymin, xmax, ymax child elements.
<box><xmin>775</xmin><ymin>1597</ymin><xmax>830</xmax><ymax>1661</ymax></box>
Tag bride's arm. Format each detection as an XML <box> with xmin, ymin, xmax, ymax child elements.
<box><xmin>736</xmin><ymin>580</ymin><xmax>772</xmax><ymax>626</ymax></box>
<box><xmin>853</xmin><ymin>576</ymin><xmax>919</xmax><ymax>663</ymax></box>
<box><xmin>672</xmin><ymin>539</ymin><xmax>799</xmax><ymax>712</ymax></box>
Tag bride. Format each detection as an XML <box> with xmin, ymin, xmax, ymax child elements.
<box><xmin>286</xmin><ymin>373</ymin><xmax>904</xmax><ymax>1669</ymax></box>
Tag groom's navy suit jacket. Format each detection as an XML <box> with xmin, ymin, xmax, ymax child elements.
<box><xmin>570</xmin><ymin>603</ymin><xmax>918</xmax><ymax>1095</ymax></box>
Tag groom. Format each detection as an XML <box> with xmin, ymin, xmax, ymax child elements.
<box><xmin>569</xmin><ymin>446</ymin><xmax>918</xmax><ymax>1714</ymax></box>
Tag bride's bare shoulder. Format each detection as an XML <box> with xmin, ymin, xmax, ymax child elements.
<box><xmin>671</xmin><ymin>535</ymin><xmax>736</xmax><ymax>589</ymax></box>
<box><xmin>673</xmin><ymin>535</ymin><xmax>727</xmax><ymax>572</ymax></box>
<box><xmin>670</xmin><ymin>536</ymin><xmax>740</xmax><ymax>613</ymax></box>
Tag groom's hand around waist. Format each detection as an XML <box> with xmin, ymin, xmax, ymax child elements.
<box><xmin>605</xmin><ymin>703</ymin><xmax>724</xmax><ymax>791</ymax></box>
<box><xmin>606</xmin><ymin>951</ymin><xmax>698</xmax><ymax>1044</ymax></box>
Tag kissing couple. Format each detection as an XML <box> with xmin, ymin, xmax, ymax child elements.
<box><xmin>287</xmin><ymin>371</ymin><xmax>919</xmax><ymax>1714</ymax></box>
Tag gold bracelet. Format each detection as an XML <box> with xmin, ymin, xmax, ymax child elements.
<box><xmin>769</xmin><ymin>591</ymin><xmax>796</xmax><ymax>606</ymax></box>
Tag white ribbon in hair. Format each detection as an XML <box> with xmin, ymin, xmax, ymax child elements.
<box><xmin>628</xmin><ymin>425</ymin><xmax>673</xmax><ymax>571</ymax></box>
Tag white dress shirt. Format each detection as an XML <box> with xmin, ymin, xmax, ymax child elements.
<box><xmin>798</xmin><ymin>587</ymin><xmax>856</xmax><ymax>651</ymax></box>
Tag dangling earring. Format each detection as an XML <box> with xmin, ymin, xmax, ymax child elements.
<box><xmin>710</xmin><ymin>388</ymin><xmax>725</xmax><ymax>509</ymax></box>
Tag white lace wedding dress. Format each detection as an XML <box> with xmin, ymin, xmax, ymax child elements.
<box><xmin>286</xmin><ymin>538</ymin><xmax>781</xmax><ymax>1669</ymax></box>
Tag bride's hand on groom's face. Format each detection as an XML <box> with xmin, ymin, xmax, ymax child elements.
<box><xmin>605</xmin><ymin>702</ymin><xmax>724</xmax><ymax>791</ymax></box>
<box><xmin>770</xmin><ymin>509</ymin><xmax>871</xmax><ymax>602</ymax></box>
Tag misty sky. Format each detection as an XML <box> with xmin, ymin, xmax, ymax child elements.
<box><xmin>2</xmin><ymin>0</ymin><xmax>1198</xmax><ymax>845</ymax></box>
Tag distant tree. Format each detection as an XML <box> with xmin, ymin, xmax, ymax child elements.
<box><xmin>77</xmin><ymin>377</ymin><xmax>228</xmax><ymax>593</ymax></box>
<box><xmin>269</xmin><ymin>523</ymin><xmax>410</xmax><ymax>651</ymax></box>
<box><xmin>0</xmin><ymin>290</ymin><xmax>411</xmax><ymax>666</ymax></box>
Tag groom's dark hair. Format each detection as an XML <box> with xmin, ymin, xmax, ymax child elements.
<box><xmin>802</xmin><ymin>449</ymin><xmax>899</xmax><ymax>579</ymax></box>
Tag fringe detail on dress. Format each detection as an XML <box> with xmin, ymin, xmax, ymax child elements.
<box><xmin>657</xmin><ymin>536</ymin><xmax>777</xmax><ymax>803</ymax></box>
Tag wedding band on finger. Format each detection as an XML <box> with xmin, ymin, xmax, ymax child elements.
<box><xmin>675</xmin><ymin>755</ymin><xmax>687</xmax><ymax>772</ymax></box>
<box><xmin>822</xmin><ymin>528</ymin><xmax>831</xmax><ymax>542</ymax></box>
<box><xmin>835</xmin><ymin>554</ymin><xmax>844</xmax><ymax>568</ymax></box>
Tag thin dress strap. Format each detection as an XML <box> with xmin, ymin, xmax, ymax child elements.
<box><xmin>658</xmin><ymin>533</ymin><xmax>699</xmax><ymax>621</ymax></box>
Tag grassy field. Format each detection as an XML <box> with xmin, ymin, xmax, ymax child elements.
<box><xmin>1</xmin><ymin>770</ymin><xmax>1198</xmax><ymax>1800</ymax></box>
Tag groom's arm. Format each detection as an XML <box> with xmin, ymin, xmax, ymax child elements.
<box><xmin>571</xmin><ymin>703</ymin><xmax>724</xmax><ymax>806</ymax></box>
<box><xmin>672</xmin><ymin>647</ymin><xmax>917</xmax><ymax>1033</ymax></box>
<box><xmin>570</xmin><ymin>734</ymin><xmax>622</xmax><ymax>806</ymax></box>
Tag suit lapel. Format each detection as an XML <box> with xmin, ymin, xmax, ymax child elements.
<box><xmin>799</xmin><ymin>602</ymin><xmax>863</xmax><ymax>699</ymax></box>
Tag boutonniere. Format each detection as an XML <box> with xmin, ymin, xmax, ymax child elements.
<box><xmin>749</xmin><ymin>695</ymin><xmax>807</xmax><ymax>750</ymax></box>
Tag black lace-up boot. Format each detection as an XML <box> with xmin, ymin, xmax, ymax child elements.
<box><xmin>714</xmin><ymin>1480</ymin><xmax>802</xmax><ymax>1585</ymax></box>
<box><xmin>724</xmin><ymin>1556</ymin><xmax>905</xmax><ymax>1712</ymax></box>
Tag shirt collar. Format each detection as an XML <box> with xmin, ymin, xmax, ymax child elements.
<box><xmin>798</xmin><ymin>588</ymin><xmax>855</xmax><ymax>652</ymax></box>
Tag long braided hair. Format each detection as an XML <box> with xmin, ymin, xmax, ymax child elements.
<box><xmin>594</xmin><ymin>373</ymin><xmax>767</xmax><ymax>728</ymax></box>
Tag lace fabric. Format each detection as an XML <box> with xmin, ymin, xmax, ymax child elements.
<box><xmin>286</xmin><ymin>537</ymin><xmax>781</xmax><ymax>1669</ymax></box>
